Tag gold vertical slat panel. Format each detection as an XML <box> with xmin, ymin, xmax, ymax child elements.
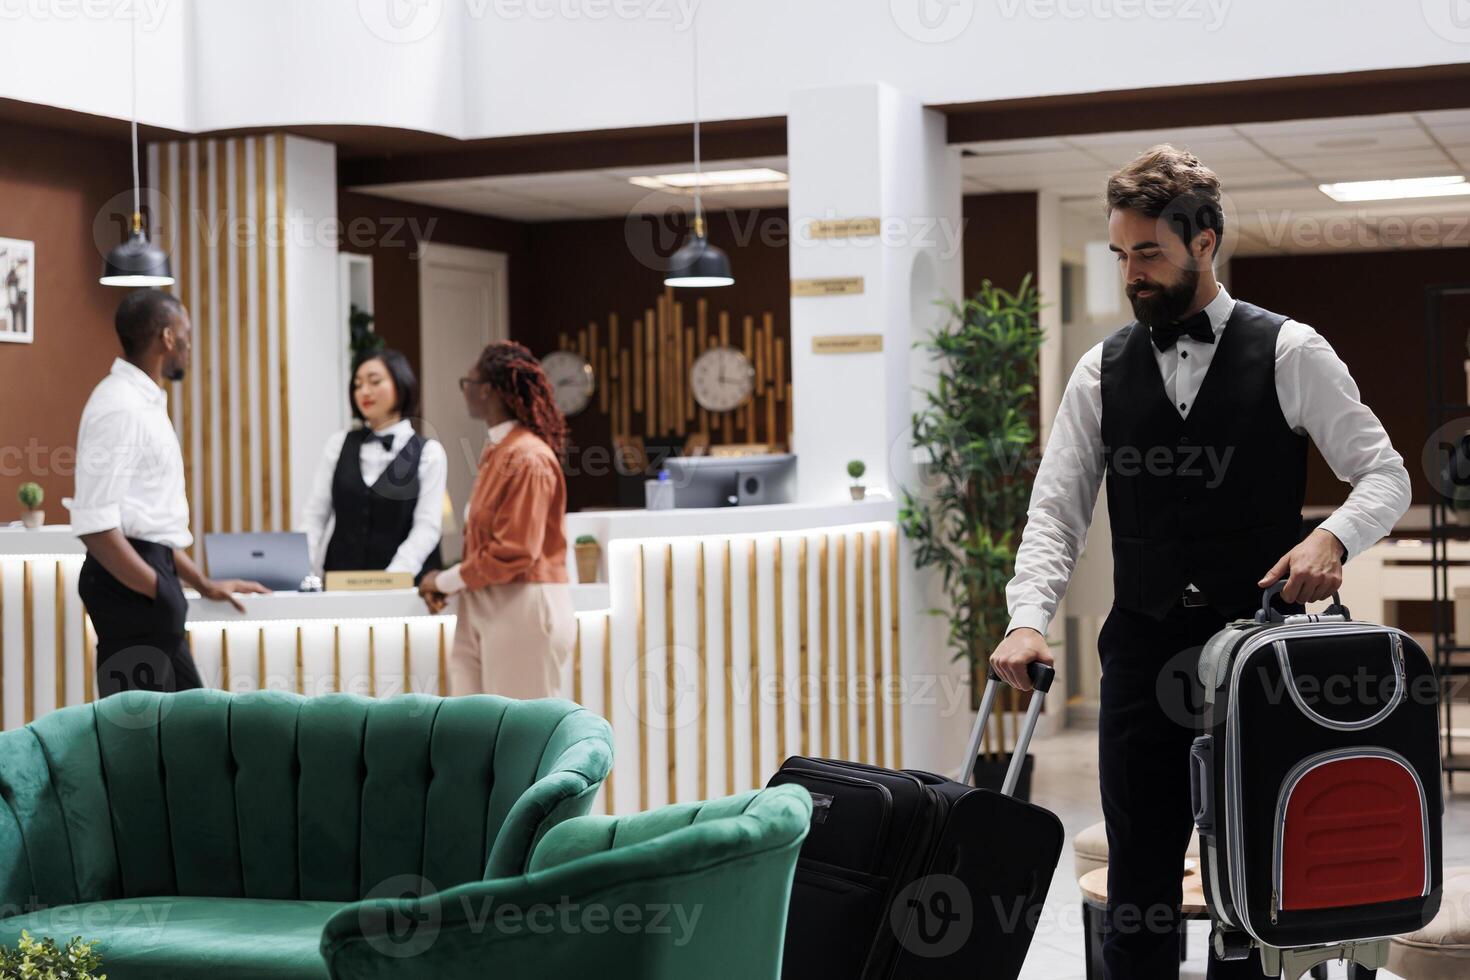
<box><xmin>722</xmin><ymin>540</ymin><xmax>734</xmax><ymax>796</ymax></box>
<box><xmin>664</xmin><ymin>543</ymin><xmax>676</xmax><ymax>804</ymax></box>
<box><xmin>871</xmin><ymin>531</ymin><xmax>885</xmax><ymax>767</ymax></box>
<box><xmin>198</xmin><ymin>143</ymin><xmax>214</xmax><ymax>540</ymax></box>
<box><xmin>818</xmin><ymin>536</ymin><xmax>830</xmax><ymax>758</ymax></box>
<box><xmin>773</xmin><ymin>538</ymin><xmax>785</xmax><ymax>766</ymax></box>
<box><xmin>602</xmin><ymin>613</ymin><xmax>613</xmax><ymax>814</ymax></box>
<box><xmin>295</xmin><ymin>627</ymin><xmax>304</xmax><ymax>696</ymax></box>
<box><xmin>274</xmin><ymin>134</ymin><xmax>292</xmax><ymax>525</ymax></box>
<box><xmin>403</xmin><ymin>623</ymin><xmax>412</xmax><ymax>695</ymax></box>
<box><xmin>254</xmin><ymin>137</ymin><xmax>273</xmax><ymax>530</ymax></box>
<box><xmin>573</xmin><ymin>619</ymin><xmax>583</xmax><ymax>707</ymax></box>
<box><xmin>54</xmin><ymin>563</ymin><xmax>66</xmax><ymax>711</ymax></box>
<box><xmin>855</xmin><ymin>532</ymin><xmax>868</xmax><ymax>762</ymax></box>
<box><xmin>438</xmin><ymin>622</ymin><xmax>448</xmax><ymax>697</ymax></box>
<box><xmin>234</xmin><ymin>139</ymin><xmax>253</xmax><ymax>531</ymax></box>
<box><xmin>632</xmin><ymin>315</ymin><xmax>643</xmax><ymax>413</ymax></box>
<box><xmin>22</xmin><ymin>562</ymin><xmax>34</xmax><ymax>725</ymax></box>
<box><xmin>697</xmin><ymin>542</ymin><xmax>708</xmax><ymax>802</ymax></box>
<box><xmin>220</xmin><ymin>629</ymin><xmax>232</xmax><ymax>692</ymax></box>
<box><xmin>836</xmin><ymin>535</ymin><xmax>848</xmax><ymax>760</ymax></box>
<box><xmin>333</xmin><ymin>625</ymin><xmax>341</xmax><ymax>694</ymax></box>
<box><xmin>173</xmin><ymin>142</ymin><xmax>196</xmax><ymax>555</ymax></box>
<box><xmin>257</xmin><ymin>630</ymin><xmax>267</xmax><ymax>691</ymax></box>
<box><xmin>797</xmin><ymin>538</ymin><xmax>810</xmax><ymax>757</ymax></box>
<box><xmin>747</xmin><ymin>539</ymin><xmax>759</xmax><ymax>790</ymax></box>
<box><xmin>888</xmin><ymin>527</ymin><xmax>903</xmax><ymax>769</ymax></box>
<box><xmin>368</xmin><ymin>625</ymin><xmax>377</xmax><ymax>698</ymax></box>
<box><xmin>636</xmin><ymin>545</ymin><xmax>649</xmax><ymax>811</ymax></box>
<box><xmin>216</xmin><ymin>140</ymin><xmax>232</xmax><ymax>533</ymax></box>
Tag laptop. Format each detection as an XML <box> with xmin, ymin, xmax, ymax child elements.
<box><xmin>203</xmin><ymin>532</ymin><xmax>311</xmax><ymax>592</ymax></box>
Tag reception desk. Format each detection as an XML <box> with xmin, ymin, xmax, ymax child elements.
<box><xmin>2</xmin><ymin>500</ymin><xmax>903</xmax><ymax>816</ymax></box>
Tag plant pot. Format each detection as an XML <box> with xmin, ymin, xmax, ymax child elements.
<box><xmin>575</xmin><ymin>542</ymin><xmax>601</xmax><ymax>583</ymax></box>
<box><xmin>20</xmin><ymin>510</ymin><xmax>44</xmax><ymax>529</ymax></box>
<box><xmin>850</xmin><ymin>485</ymin><xmax>866</xmax><ymax>501</ymax></box>
<box><xmin>969</xmin><ymin>753</ymin><xmax>1035</xmax><ymax>801</ymax></box>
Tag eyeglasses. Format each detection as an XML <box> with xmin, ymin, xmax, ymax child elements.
<box><xmin>458</xmin><ymin>377</ymin><xmax>485</xmax><ymax>392</ymax></box>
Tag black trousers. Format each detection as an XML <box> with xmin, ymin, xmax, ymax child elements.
<box><xmin>1097</xmin><ymin>600</ymin><xmax>1273</xmax><ymax>980</ymax></box>
<box><xmin>78</xmin><ymin>539</ymin><xmax>203</xmax><ymax>697</ymax></box>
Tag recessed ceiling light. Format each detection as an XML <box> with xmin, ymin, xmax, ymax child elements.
<box><xmin>1318</xmin><ymin>175</ymin><xmax>1470</xmax><ymax>202</ymax></box>
<box><xmin>630</xmin><ymin>168</ymin><xmax>788</xmax><ymax>194</ymax></box>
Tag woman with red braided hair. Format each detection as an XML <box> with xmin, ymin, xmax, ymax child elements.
<box><xmin>418</xmin><ymin>340</ymin><xmax>574</xmax><ymax>699</ymax></box>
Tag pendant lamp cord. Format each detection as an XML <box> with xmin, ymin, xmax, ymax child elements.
<box><xmin>130</xmin><ymin>10</ymin><xmax>141</xmax><ymax>233</ymax></box>
<box><xmin>691</xmin><ymin>13</ymin><xmax>703</xmax><ymax>238</ymax></box>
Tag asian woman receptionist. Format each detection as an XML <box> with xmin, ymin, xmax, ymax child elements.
<box><xmin>302</xmin><ymin>348</ymin><xmax>446</xmax><ymax>584</ymax></box>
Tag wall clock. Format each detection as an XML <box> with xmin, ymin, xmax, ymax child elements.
<box><xmin>690</xmin><ymin>346</ymin><xmax>755</xmax><ymax>412</ymax></box>
<box><xmin>541</xmin><ymin>350</ymin><xmax>596</xmax><ymax>416</ymax></box>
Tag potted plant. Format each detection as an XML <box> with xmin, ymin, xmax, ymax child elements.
<box><xmin>17</xmin><ymin>482</ymin><xmax>43</xmax><ymax>529</ymax></box>
<box><xmin>0</xmin><ymin>931</ymin><xmax>105</xmax><ymax>978</ymax></box>
<box><xmin>847</xmin><ymin>460</ymin><xmax>867</xmax><ymax>500</ymax></box>
<box><xmin>574</xmin><ymin>533</ymin><xmax>601</xmax><ymax>584</ymax></box>
<box><xmin>899</xmin><ymin>277</ymin><xmax>1045</xmax><ymax>799</ymax></box>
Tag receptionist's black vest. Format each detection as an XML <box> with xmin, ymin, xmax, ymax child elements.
<box><xmin>323</xmin><ymin>428</ymin><xmax>443</xmax><ymax>584</ymax></box>
<box><xmin>1099</xmin><ymin>300</ymin><xmax>1307</xmax><ymax>620</ymax></box>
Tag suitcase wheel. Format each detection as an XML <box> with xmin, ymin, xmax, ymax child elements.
<box><xmin>1212</xmin><ymin>926</ymin><xmax>1253</xmax><ymax>961</ymax></box>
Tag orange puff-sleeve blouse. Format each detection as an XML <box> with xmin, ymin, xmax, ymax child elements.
<box><xmin>450</xmin><ymin>425</ymin><xmax>568</xmax><ymax>590</ymax></box>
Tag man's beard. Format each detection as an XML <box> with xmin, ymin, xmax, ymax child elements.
<box><xmin>164</xmin><ymin>361</ymin><xmax>187</xmax><ymax>383</ymax></box>
<box><xmin>1128</xmin><ymin>266</ymin><xmax>1199</xmax><ymax>329</ymax></box>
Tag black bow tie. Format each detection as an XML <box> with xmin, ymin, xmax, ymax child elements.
<box><xmin>1150</xmin><ymin>310</ymin><xmax>1216</xmax><ymax>352</ymax></box>
<box><xmin>367</xmin><ymin>432</ymin><xmax>396</xmax><ymax>452</ymax></box>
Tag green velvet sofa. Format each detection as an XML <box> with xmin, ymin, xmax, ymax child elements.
<box><xmin>0</xmin><ymin>689</ymin><xmax>613</xmax><ymax>979</ymax></box>
<box><xmin>320</xmin><ymin>784</ymin><xmax>812</xmax><ymax>979</ymax></box>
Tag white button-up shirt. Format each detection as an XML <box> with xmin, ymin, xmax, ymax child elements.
<box><xmin>1005</xmin><ymin>286</ymin><xmax>1412</xmax><ymax>636</ymax></box>
<box><xmin>301</xmin><ymin>417</ymin><xmax>448</xmax><ymax>575</ymax></box>
<box><xmin>68</xmin><ymin>358</ymin><xmax>192</xmax><ymax>548</ymax></box>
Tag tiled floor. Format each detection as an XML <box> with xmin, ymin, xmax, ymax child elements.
<box><xmin>1017</xmin><ymin>702</ymin><xmax>1470</xmax><ymax>980</ymax></box>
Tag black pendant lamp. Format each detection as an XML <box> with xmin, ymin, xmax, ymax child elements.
<box><xmin>101</xmin><ymin>13</ymin><xmax>173</xmax><ymax>288</ymax></box>
<box><xmin>664</xmin><ymin>15</ymin><xmax>733</xmax><ymax>289</ymax></box>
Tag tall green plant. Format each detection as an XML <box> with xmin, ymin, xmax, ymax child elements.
<box><xmin>899</xmin><ymin>277</ymin><xmax>1043</xmax><ymax>712</ymax></box>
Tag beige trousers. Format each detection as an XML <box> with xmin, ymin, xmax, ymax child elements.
<box><xmin>448</xmin><ymin>582</ymin><xmax>575</xmax><ymax>700</ymax></box>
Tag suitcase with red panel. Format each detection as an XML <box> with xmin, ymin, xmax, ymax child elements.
<box><xmin>1189</xmin><ymin>583</ymin><xmax>1444</xmax><ymax>979</ymax></box>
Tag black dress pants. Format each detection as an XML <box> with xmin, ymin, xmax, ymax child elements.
<box><xmin>1097</xmin><ymin>600</ymin><xmax>1273</xmax><ymax>980</ymax></box>
<box><xmin>78</xmin><ymin>538</ymin><xmax>204</xmax><ymax>697</ymax></box>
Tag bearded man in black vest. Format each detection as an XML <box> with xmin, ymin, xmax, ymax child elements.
<box><xmin>989</xmin><ymin>146</ymin><xmax>1410</xmax><ymax>979</ymax></box>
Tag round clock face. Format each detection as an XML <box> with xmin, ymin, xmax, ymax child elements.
<box><xmin>540</xmin><ymin>351</ymin><xmax>595</xmax><ymax>416</ymax></box>
<box><xmin>691</xmin><ymin>346</ymin><xmax>755</xmax><ymax>413</ymax></box>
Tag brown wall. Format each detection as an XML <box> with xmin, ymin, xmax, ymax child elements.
<box><xmin>0</xmin><ymin>121</ymin><xmax>133</xmax><ymax>522</ymax></box>
<box><xmin>963</xmin><ymin>192</ymin><xmax>1039</xmax><ymax>297</ymax></box>
<box><xmin>1231</xmin><ymin>247</ymin><xmax>1470</xmax><ymax>506</ymax></box>
<box><xmin>336</xmin><ymin>195</ymin><xmax>792</xmax><ymax>510</ymax></box>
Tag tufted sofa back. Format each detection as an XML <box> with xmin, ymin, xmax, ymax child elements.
<box><xmin>0</xmin><ymin>690</ymin><xmax>612</xmax><ymax>916</ymax></box>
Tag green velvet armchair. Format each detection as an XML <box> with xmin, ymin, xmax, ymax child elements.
<box><xmin>320</xmin><ymin>784</ymin><xmax>812</xmax><ymax>979</ymax></box>
<box><xmin>0</xmin><ymin>689</ymin><xmax>613</xmax><ymax>979</ymax></box>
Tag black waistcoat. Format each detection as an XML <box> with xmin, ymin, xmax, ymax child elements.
<box><xmin>323</xmin><ymin>429</ymin><xmax>443</xmax><ymax>583</ymax></box>
<box><xmin>1099</xmin><ymin>300</ymin><xmax>1307</xmax><ymax>620</ymax></box>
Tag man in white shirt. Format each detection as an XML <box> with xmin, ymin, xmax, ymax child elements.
<box><xmin>988</xmin><ymin>147</ymin><xmax>1410</xmax><ymax>980</ymax></box>
<box><xmin>71</xmin><ymin>289</ymin><xmax>268</xmax><ymax>696</ymax></box>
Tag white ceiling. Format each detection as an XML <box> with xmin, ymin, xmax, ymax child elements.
<box><xmin>352</xmin><ymin>111</ymin><xmax>1470</xmax><ymax>254</ymax></box>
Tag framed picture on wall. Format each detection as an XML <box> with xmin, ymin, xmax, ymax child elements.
<box><xmin>0</xmin><ymin>237</ymin><xmax>35</xmax><ymax>344</ymax></box>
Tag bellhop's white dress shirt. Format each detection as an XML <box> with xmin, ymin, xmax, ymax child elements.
<box><xmin>302</xmin><ymin>418</ymin><xmax>448</xmax><ymax>575</ymax></box>
<box><xmin>69</xmin><ymin>358</ymin><xmax>192</xmax><ymax>549</ymax></box>
<box><xmin>1005</xmin><ymin>286</ymin><xmax>1411</xmax><ymax>637</ymax></box>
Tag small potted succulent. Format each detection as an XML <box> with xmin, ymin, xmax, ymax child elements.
<box><xmin>847</xmin><ymin>460</ymin><xmax>867</xmax><ymax>501</ymax></box>
<box><xmin>17</xmin><ymin>482</ymin><xmax>44</xmax><ymax>529</ymax></box>
<box><xmin>574</xmin><ymin>533</ymin><xmax>601</xmax><ymax>583</ymax></box>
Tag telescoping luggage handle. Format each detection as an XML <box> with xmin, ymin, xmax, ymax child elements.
<box><xmin>1255</xmin><ymin>580</ymin><xmax>1351</xmax><ymax>624</ymax></box>
<box><xmin>960</xmin><ymin>661</ymin><xmax>1055</xmax><ymax>797</ymax></box>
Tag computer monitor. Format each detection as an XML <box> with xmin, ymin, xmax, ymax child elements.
<box><xmin>660</xmin><ymin>454</ymin><xmax>797</xmax><ymax>509</ymax></box>
<box><xmin>204</xmin><ymin>532</ymin><xmax>312</xmax><ymax>592</ymax></box>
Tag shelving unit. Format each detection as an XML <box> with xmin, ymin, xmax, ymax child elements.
<box><xmin>1423</xmin><ymin>283</ymin><xmax>1470</xmax><ymax>789</ymax></box>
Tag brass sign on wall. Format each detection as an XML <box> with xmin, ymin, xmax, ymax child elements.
<box><xmin>791</xmin><ymin>276</ymin><xmax>865</xmax><ymax>297</ymax></box>
<box><xmin>808</xmin><ymin>218</ymin><xmax>881</xmax><ymax>239</ymax></box>
<box><xmin>812</xmin><ymin>334</ymin><xmax>884</xmax><ymax>354</ymax></box>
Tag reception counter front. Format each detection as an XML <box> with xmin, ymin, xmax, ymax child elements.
<box><xmin>1</xmin><ymin>499</ymin><xmax>902</xmax><ymax>815</ymax></box>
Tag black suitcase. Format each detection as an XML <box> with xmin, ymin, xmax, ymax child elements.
<box><xmin>1190</xmin><ymin>583</ymin><xmax>1444</xmax><ymax>979</ymax></box>
<box><xmin>770</xmin><ymin>661</ymin><xmax>1064</xmax><ymax>979</ymax></box>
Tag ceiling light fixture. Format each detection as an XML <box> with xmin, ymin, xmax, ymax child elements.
<box><xmin>100</xmin><ymin>12</ymin><xmax>173</xmax><ymax>287</ymax></box>
<box><xmin>631</xmin><ymin>168</ymin><xmax>788</xmax><ymax>193</ymax></box>
<box><xmin>1318</xmin><ymin>175</ymin><xmax>1470</xmax><ymax>203</ymax></box>
<box><xmin>663</xmin><ymin>13</ymin><xmax>733</xmax><ymax>289</ymax></box>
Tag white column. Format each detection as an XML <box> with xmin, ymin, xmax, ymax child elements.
<box><xmin>787</xmin><ymin>83</ymin><xmax>966</xmax><ymax>774</ymax></box>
